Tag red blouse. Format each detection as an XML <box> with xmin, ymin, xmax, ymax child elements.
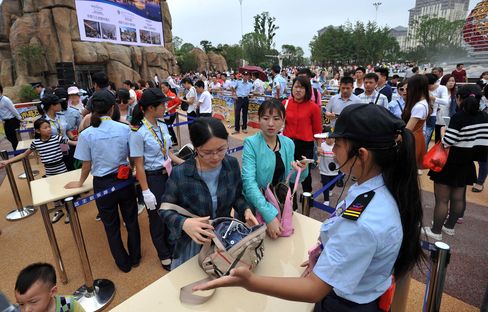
<box><xmin>283</xmin><ymin>98</ymin><xmax>322</xmax><ymax>142</ymax></box>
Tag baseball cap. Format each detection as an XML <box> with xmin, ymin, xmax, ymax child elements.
<box><xmin>53</xmin><ymin>87</ymin><xmax>68</xmax><ymax>101</ymax></box>
<box><xmin>329</xmin><ymin>104</ymin><xmax>405</xmax><ymax>148</ymax></box>
<box><xmin>91</xmin><ymin>89</ymin><xmax>116</xmax><ymax>106</ymax></box>
<box><xmin>40</xmin><ymin>94</ymin><xmax>61</xmax><ymax>106</ymax></box>
<box><xmin>243</xmin><ymin>71</ymin><xmax>250</xmax><ymax>75</ymax></box>
<box><xmin>67</xmin><ymin>86</ymin><xmax>80</xmax><ymax>95</ymax></box>
<box><xmin>139</xmin><ymin>88</ymin><xmax>171</xmax><ymax>106</ymax></box>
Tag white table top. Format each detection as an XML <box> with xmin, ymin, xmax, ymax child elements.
<box><xmin>112</xmin><ymin>213</ymin><xmax>321</xmax><ymax>312</ymax></box>
<box><xmin>17</xmin><ymin>139</ymin><xmax>34</xmax><ymax>150</ymax></box>
<box><xmin>31</xmin><ymin>169</ymin><xmax>93</xmax><ymax>206</ymax></box>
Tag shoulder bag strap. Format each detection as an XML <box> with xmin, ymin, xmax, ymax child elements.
<box><xmin>180</xmin><ymin>276</ymin><xmax>216</xmax><ymax>304</ymax></box>
<box><xmin>396</xmin><ymin>100</ymin><xmax>403</xmax><ymax>113</ymax></box>
<box><xmin>374</xmin><ymin>92</ymin><xmax>381</xmax><ymax>105</ymax></box>
<box><xmin>285</xmin><ymin>168</ymin><xmax>302</xmax><ymax>196</ymax></box>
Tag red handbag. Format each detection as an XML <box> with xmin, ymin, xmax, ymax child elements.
<box><xmin>422</xmin><ymin>142</ymin><xmax>450</xmax><ymax>172</ymax></box>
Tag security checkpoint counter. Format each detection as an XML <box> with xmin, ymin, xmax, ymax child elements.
<box><xmin>112</xmin><ymin>213</ymin><xmax>319</xmax><ymax>312</ymax></box>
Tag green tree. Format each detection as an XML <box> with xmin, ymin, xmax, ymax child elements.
<box><xmin>253</xmin><ymin>12</ymin><xmax>279</xmax><ymax>50</ymax></box>
<box><xmin>281</xmin><ymin>44</ymin><xmax>305</xmax><ymax>67</ymax></box>
<box><xmin>241</xmin><ymin>32</ymin><xmax>269</xmax><ymax>66</ymax></box>
<box><xmin>173</xmin><ymin>36</ymin><xmax>183</xmax><ymax>52</ymax></box>
<box><xmin>179</xmin><ymin>42</ymin><xmax>195</xmax><ymax>54</ymax></box>
<box><xmin>217</xmin><ymin>44</ymin><xmax>244</xmax><ymax>70</ymax></box>
<box><xmin>178</xmin><ymin>52</ymin><xmax>198</xmax><ymax>73</ymax></box>
<box><xmin>200</xmin><ymin>40</ymin><xmax>214</xmax><ymax>53</ymax></box>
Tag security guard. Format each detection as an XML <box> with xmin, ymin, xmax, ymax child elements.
<box><xmin>66</xmin><ymin>89</ymin><xmax>141</xmax><ymax>273</ymax></box>
<box><xmin>129</xmin><ymin>88</ymin><xmax>184</xmax><ymax>271</ymax></box>
<box><xmin>194</xmin><ymin>104</ymin><xmax>424</xmax><ymax>312</ymax></box>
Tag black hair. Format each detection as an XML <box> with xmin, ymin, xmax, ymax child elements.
<box><xmin>189</xmin><ymin>117</ymin><xmax>228</xmax><ymax>148</ymax></box>
<box><xmin>131</xmin><ymin>89</ymin><xmax>165</xmax><ymax>125</ymax></box>
<box><xmin>374</xmin><ymin>67</ymin><xmax>389</xmax><ymax>79</ymax></box>
<box><xmin>345</xmin><ymin>128</ymin><xmax>424</xmax><ymax>279</ymax></box>
<box><xmin>397</xmin><ymin>81</ymin><xmax>405</xmax><ymax>89</ymax></box>
<box><xmin>432</xmin><ymin>67</ymin><xmax>443</xmax><ymax>74</ymax></box>
<box><xmin>412</xmin><ymin>66</ymin><xmax>419</xmax><ymax>73</ymax></box>
<box><xmin>271</xmin><ymin>64</ymin><xmax>281</xmax><ymax>74</ymax></box>
<box><xmin>258</xmin><ymin>99</ymin><xmax>286</xmax><ymax>120</ymax></box>
<box><xmin>355</xmin><ymin>67</ymin><xmax>366</xmax><ymax>74</ymax></box>
<box><xmin>292</xmin><ymin>76</ymin><xmax>312</xmax><ymax>102</ymax></box>
<box><xmin>91</xmin><ymin>97</ymin><xmax>115</xmax><ymax>128</ymax></box>
<box><xmin>425</xmin><ymin>73</ymin><xmax>437</xmax><ymax>85</ymax></box>
<box><xmin>0</xmin><ymin>84</ymin><xmax>3</xmax><ymax>93</ymax></box>
<box><xmin>440</xmin><ymin>74</ymin><xmax>456</xmax><ymax>97</ymax></box>
<box><xmin>403</xmin><ymin>74</ymin><xmax>431</xmax><ymax>122</ymax></box>
<box><xmin>109</xmin><ymin>81</ymin><xmax>116</xmax><ymax>91</ymax></box>
<box><xmin>181</xmin><ymin>77</ymin><xmax>193</xmax><ymax>86</ymax></box>
<box><xmin>456</xmin><ymin>63</ymin><xmax>463</xmax><ymax>68</ymax></box>
<box><xmin>251</xmin><ymin>72</ymin><xmax>259</xmax><ymax>79</ymax></box>
<box><xmin>147</xmin><ymin>80</ymin><xmax>155</xmax><ymax>88</ymax></box>
<box><xmin>298</xmin><ymin>68</ymin><xmax>312</xmax><ymax>78</ymax></box>
<box><xmin>457</xmin><ymin>84</ymin><xmax>482</xmax><ymax>115</ymax></box>
<box><xmin>195</xmin><ymin>80</ymin><xmax>205</xmax><ymax>89</ymax></box>
<box><xmin>340</xmin><ymin>76</ymin><xmax>354</xmax><ymax>85</ymax></box>
<box><xmin>392</xmin><ymin>74</ymin><xmax>400</xmax><ymax>79</ymax></box>
<box><xmin>161</xmin><ymin>81</ymin><xmax>170</xmax><ymax>88</ymax></box>
<box><xmin>92</xmin><ymin>72</ymin><xmax>108</xmax><ymax>88</ymax></box>
<box><xmin>364</xmin><ymin>73</ymin><xmax>379</xmax><ymax>82</ymax></box>
<box><xmin>15</xmin><ymin>263</ymin><xmax>56</xmax><ymax>294</ymax></box>
<box><xmin>33</xmin><ymin>119</ymin><xmax>50</xmax><ymax>139</ymax></box>
<box><xmin>123</xmin><ymin>80</ymin><xmax>133</xmax><ymax>88</ymax></box>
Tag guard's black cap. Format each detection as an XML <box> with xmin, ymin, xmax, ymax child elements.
<box><xmin>139</xmin><ymin>88</ymin><xmax>171</xmax><ymax>106</ymax></box>
<box><xmin>91</xmin><ymin>89</ymin><xmax>116</xmax><ymax>106</ymax></box>
<box><xmin>41</xmin><ymin>93</ymin><xmax>61</xmax><ymax>106</ymax></box>
<box><xmin>54</xmin><ymin>87</ymin><xmax>68</xmax><ymax>101</ymax></box>
<box><xmin>31</xmin><ymin>82</ymin><xmax>42</xmax><ymax>88</ymax></box>
<box><xmin>116</xmin><ymin>88</ymin><xmax>130</xmax><ymax>102</ymax></box>
<box><xmin>329</xmin><ymin>104</ymin><xmax>405</xmax><ymax>147</ymax></box>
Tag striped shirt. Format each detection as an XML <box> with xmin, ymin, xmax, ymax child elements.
<box><xmin>30</xmin><ymin>135</ymin><xmax>68</xmax><ymax>176</ymax></box>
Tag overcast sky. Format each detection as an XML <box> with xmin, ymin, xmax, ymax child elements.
<box><xmin>167</xmin><ymin>0</ymin><xmax>482</xmax><ymax>56</ymax></box>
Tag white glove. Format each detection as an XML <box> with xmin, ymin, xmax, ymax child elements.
<box><xmin>142</xmin><ymin>189</ymin><xmax>158</xmax><ymax>210</ymax></box>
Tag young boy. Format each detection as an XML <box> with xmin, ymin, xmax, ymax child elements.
<box><xmin>319</xmin><ymin>135</ymin><xmax>339</xmax><ymax>206</ymax></box>
<box><xmin>14</xmin><ymin>263</ymin><xmax>85</xmax><ymax>312</ymax></box>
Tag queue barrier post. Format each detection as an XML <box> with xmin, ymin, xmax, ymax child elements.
<box><xmin>64</xmin><ymin>197</ymin><xmax>115</xmax><ymax>312</ymax></box>
<box><xmin>425</xmin><ymin>242</ymin><xmax>451</xmax><ymax>312</ymax></box>
<box><xmin>176</xmin><ymin>113</ymin><xmax>182</xmax><ymax>147</ymax></box>
<box><xmin>15</xmin><ymin>129</ymin><xmax>40</xmax><ymax>179</ymax></box>
<box><xmin>0</xmin><ymin>150</ymin><xmax>36</xmax><ymax>221</ymax></box>
<box><xmin>21</xmin><ymin>156</ymin><xmax>35</xmax><ymax>192</ymax></box>
<box><xmin>302</xmin><ymin>192</ymin><xmax>312</xmax><ymax>217</ymax></box>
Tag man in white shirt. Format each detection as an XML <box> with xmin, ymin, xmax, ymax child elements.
<box><xmin>425</xmin><ymin>73</ymin><xmax>449</xmax><ymax>146</ymax></box>
<box><xmin>123</xmin><ymin>80</ymin><xmax>137</xmax><ymax>105</ymax></box>
<box><xmin>167</xmin><ymin>74</ymin><xmax>179</xmax><ymax>90</ymax></box>
<box><xmin>154</xmin><ymin>73</ymin><xmax>160</xmax><ymax>87</ymax></box>
<box><xmin>195</xmin><ymin>80</ymin><xmax>213</xmax><ymax>117</ymax></box>
<box><xmin>357</xmin><ymin>73</ymin><xmax>389</xmax><ymax>108</ymax></box>
<box><xmin>221</xmin><ymin>73</ymin><xmax>233</xmax><ymax>90</ymax></box>
<box><xmin>209</xmin><ymin>75</ymin><xmax>221</xmax><ymax>93</ymax></box>
<box><xmin>353</xmin><ymin>67</ymin><xmax>366</xmax><ymax>95</ymax></box>
<box><xmin>251</xmin><ymin>72</ymin><xmax>264</xmax><ymax>94</ymax></box>
<box><xmin>432</xmin><ymin>67</ymin><xmax>444</xmax><ymax>84</ymax></box>
<box><xmin>325</xmin><ymin>76</ymin><xmax>360</xmax><ymax>128</ymax></box>
<box><xmin>178</xmin><ymin>77</ymin><xmax>198</xmax><ymax>130</ymax></box>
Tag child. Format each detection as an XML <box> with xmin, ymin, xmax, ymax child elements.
<box><xmin>319</xmin><ymin>134</ymin><xmax>339</xmax><ymax>206</ymax></box>
<box><xmin>0</xmin><ymin>119</ymin><xmax>76</xmax><ymax>224</ymax></box>
<box><xmin>14</xmin><ymin>263</ymin><xmax>85</xmax><ymax>312</ymax></box>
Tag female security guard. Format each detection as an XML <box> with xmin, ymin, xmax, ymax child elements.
<box><xmin>66</xmin><ymin>89</ymin><xmax>141</xmax><ymax>273</ymax></box>
<box><xmin>195</xmin><ymin>104</ymin><xmax>424</xmax><ymax>312</ymax></box>
<box><xmin>129</xmin><ymin>88</ymin><xmax>184</xmax><ymax>271</ymax></box>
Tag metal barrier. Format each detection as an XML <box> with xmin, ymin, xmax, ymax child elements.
<box><xmin>0</xmin><ymin>150</ymin><xmax>36</xmax><ymax>221</ymax></box>
<box><xmin>424</xmin><ymin>242</ymin><xmax>451</xmax><ymax>312</ymax></box>
<box><xmin>65</xmin><ymin>197</ymin><xmax>115</xmax><ymax>312</ymax></box>
<box><xmin>302</xmin><ymin>192</ymin><xmax>312</xmax><ymax>217</ymax></box>
<box><xmin>15</xmin><ymin>129</ymin><xmax>39</xmax><ymax>179</ymax></box>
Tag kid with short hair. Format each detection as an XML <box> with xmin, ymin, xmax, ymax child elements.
<box><xmin>14</xmin><ymin>263</ymin><xmax>85</xmax><ymax>312</ymax></box>
<box><xmin>319</xmin><ymin>135</ymin><xmax>339</xmax><ymax>206</ymax></box>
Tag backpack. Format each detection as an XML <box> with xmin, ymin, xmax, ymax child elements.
<box><xmin>159</xmin><ymin>203</ymin><xmax>267</xmax><ymax>304</ymax></box>
<box><xmin>256</xmin><ymin>169</ymin><xmax>301</xmax><ymax>237</ymax></box>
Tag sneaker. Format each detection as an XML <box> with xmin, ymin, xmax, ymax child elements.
<box><xmin>242</xmin><ymin>129</ymin><xmax>248</xmax><ymax>134</ymax></box>
<box><xmin>323</xmin><ymin>201</ymin><xmax>330</xmax><ymax>206</ymax></box>
<box><xmin>336</xmin><ymin>178</ymin><xmax>344</xmax><ymax>188</ymax></box>
<box><xmin>442</xmin><ymin>226</ymin><xmax>455</xmax><ymax>236</ymax></box>
<box><xmin>51</xmin><ymin>210</ymin><xmax>64</xmax><ymax>224</ymax></box>
<box><xmin>64</xmin><ymin>215</ymin><xmax>70</xmax><ymax>224</ymax></box>
<box><xmin>422</xmin><ymin>226</ymin><xmax>442</xmax><ymax>241</ymax></box>
<box><xmin>95</xmin><ymin>214</ymin><xmax>101</xmax><ymax>221</ymax></box>
<box><xmin>456</xmin><ymin>217</ymin><xmax>464</xmax><ymax>224</ymax></box>
<box><xmin>138</xmin><ymin>203</ymin><xmax>146</xmax><ymax>215</ymax></box>
<box><xmin>231</xmin><ymin>131</ymin><xmax>240</xmax><ymax>135</ymax></box>
<box><xmin>351</xmin><ymin>176</ymin><xmax>357</xmax><ymax>182</ymax></box>
<box><xmin>472</xmin><ymin>184</ymin><xmax>483</xmax><ymax>193</ymax></box>
<box><xmin>418</xmin><ymin>169</ymin><xmax>423</xmax><ymax>176</ymax></box>
<box><xmin>161</xmin><ymin>259</ymin><xmax>172</xmax><ymax>271</ymax></box>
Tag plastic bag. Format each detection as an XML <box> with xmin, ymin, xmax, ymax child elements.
<box><xmin>422</xmin><ymin>142</ymin><xmax>450</xmax><ymax>172</ymax></box>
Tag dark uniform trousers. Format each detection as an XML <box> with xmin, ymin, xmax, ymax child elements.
<box><xmin>4</xmin><ymin>118</ymin><xmax>20</xmax><ymax>150</ymax></box>
<box><xmin>235</xmin><ymin>96</ymin><xmax>249</xmax><ymax>132</ymax></box>
<box><xmin>93</xmin><ymin>174</ymin><xmax>141</xmax><ymax>272</ymax></box>
<box><xmin>314</xmin><ymin>291</ymin><xmax>381</xmax><ymax>312</ymax></box>
<box><xmin>146</xmin><ymin>170</ymin><xmax>173</xmax><ymax>260</ymax></box>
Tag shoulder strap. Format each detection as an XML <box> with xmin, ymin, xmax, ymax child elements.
<box><xmin>160</xmin><ymin>202</ymin><xmax>199</xmax><ymax>218</ymax></box>
<box><xmin>284</xmin><ymin>99</ymin><xmax>289</xmax><ymax>110</ymax></box>
<box><xmin>396</xmin><ymin>100</ymin><xmax>403</xmax><ymax>113</ymax></box>
<box><xmin>180</xmin><ymin>276</ymin><xmax>216</xmax><ymax>304</ymax></box>
<box><xmin>285</xmin><ymin>168</ymin><xmax>302</xmax><ymax>196</ymax></box>
<box><xmin>374</xmin><ymin>92</ymin><xmax>381</xmax><ymax>105</ymax></box>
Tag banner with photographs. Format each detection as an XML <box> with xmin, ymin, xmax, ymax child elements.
<box><xmin>75</xmin><ymin>0</ymin><xmax>164</xmax><ymax>46</ymax></box>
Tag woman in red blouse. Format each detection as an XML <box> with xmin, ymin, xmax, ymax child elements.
<box><xmin>283</xmin><ymin>76</ymin><xmax>322</xmax><ymax>195</ymax></box>
<box><xmin>162</xmin><ymin>81</ymin><xmax>181</xmax><ymax>145</ymax></box>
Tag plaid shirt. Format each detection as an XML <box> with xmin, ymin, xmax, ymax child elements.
<box><xmin>160</xmin><ymin>155</ymin><xmax>251</xmax><ymax>244</ymax></box>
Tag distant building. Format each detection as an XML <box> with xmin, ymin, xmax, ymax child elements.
<box><xmin>405</xmin><ymin>0</ymin><xmax>470</xmax><ymax>50</ymax></box>
<box><xmin>389</xmin><ymin>26</ymin><xmax>408</xmax><ymax>51</ymax></box>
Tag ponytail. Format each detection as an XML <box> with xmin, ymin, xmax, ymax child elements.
<box><xmin>37</xmin><ymin>103</ymin><xmax>46</xmax><ymax>116</ymax></box>
<box><xmin>130</xmin><ymin>103</ymin><xmax>144</xmax><ymax>126</ymax></box>
<box><xmin>90</xmin><ymin>113</ymin><xmax>102</xmax><ymax>128</ymax></box>
<box><xmin>457</xmin><ymin>84</ymin><xmax>482</xmax><ymax>115</ymax></box>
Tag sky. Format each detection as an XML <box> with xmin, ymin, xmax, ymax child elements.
<box><xmin>167</xmin><ymin>0</ymin><xmax>483</xmax><ymax>56</ymax></box>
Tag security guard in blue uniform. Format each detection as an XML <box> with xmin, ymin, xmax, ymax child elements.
<box><xmin>194</xmin><ymin>104</ymin><xmax>424</xmax><ymax>312</ymax></box>
<box><xmin>129</xmin><ymin>88</ymin><xmax>184</xmax><ymax>271</ymax></box>
<box><xmin>66</xmin><ymin>89</ymin><xmax>141</xmax><ymax>273</ymax></box>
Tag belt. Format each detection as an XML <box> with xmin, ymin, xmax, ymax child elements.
<box><xmin>44</xmin><ymin>160</ymin><xmax>65</xmax><ymax>168</ymax></box>
<box><xmin>237</xmin><ymin>96</ymin><xmax>249</xmax><ymax>98</ymax></box>
<box><xmin>145</xmin><ymin>168</ymin><xmax>168</xmax><ymax>176</ymax></box>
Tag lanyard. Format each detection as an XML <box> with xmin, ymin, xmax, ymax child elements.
<box><xmin>100</xmin><ymin>116</ymin><xmax>111</xmax><ymax>121</ymax></box>
<box><xmin>48</xmin><ymin>117</ymin><xmax>63</xmax><ymax>136</ymax></box>
<box><xmin>142</xmin><ymin>118</ymin><xmax>167</xmax><ymax>158</ymax></box>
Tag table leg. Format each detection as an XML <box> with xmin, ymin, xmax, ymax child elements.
<box><xmin>39</xmin><ymin>203</ymin><xmax>68</xmax><ymax>284</ymax></box>
<box><xmin>65</xmin><ymin>198</ymin><xmax>115</xmax><ymax>312</ymax></box>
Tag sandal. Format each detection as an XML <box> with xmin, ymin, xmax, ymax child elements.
<box><xmin>472</xmin><ymin>184</ymin><xmax>483</xmax><ymax>193</ymax></box>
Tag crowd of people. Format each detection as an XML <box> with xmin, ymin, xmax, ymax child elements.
<box><xmin>0</xmin><ymin>60</ymin><xmax>487</xmax><ymax>311</ymax></box>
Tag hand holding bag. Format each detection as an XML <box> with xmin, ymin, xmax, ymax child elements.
<box><xmin>422</xmin><ymin>141</ymin><xmax>450</xmax><ymax>172</ymax></box>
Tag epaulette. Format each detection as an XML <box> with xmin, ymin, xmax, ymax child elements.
<box><xmin>130</xmin><ymin>124</ymin><xmax>141</xmax><ymax>131</ymax></box>
<box><xmin>342</xmin><ymin>190</ymin><xmax>375</xmax><ymax>221</ymax></box>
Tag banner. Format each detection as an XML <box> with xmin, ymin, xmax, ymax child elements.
<box><xmin>75</xmin><ymin>0</ymin><xmax>164</xmax><ymax>47</ymax></box>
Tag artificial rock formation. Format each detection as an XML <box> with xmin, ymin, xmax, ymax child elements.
<box><xmin>190</xmin><ymin>48</ymin><xmax>228</xmax><ymax>73</ymax></box>
<box><xmin>0</xmin><ymin>0</ymin><xmax>177</xmax><ymax>101</ymax></box>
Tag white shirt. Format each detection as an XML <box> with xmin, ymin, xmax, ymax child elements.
<box><xmin>253</xmin><ymin>78</ymin><xmax>265</xmax><ymax>94</ymax></box>
<box><xmin>353</xmin><ymin>81</ymin><xmax>364</xmax><ymax>91</ymax></box>
<box><xmin>209</xmin><ymin>82</ymin><xmax>221</xmax><ymax>91</ymax></box>
<box><xmin>411</xmin><ymin>99</ymin><xmax>429</xmax><ymax>120</ymax></box>
<box><xmin>358</xmin><ymin>91</ymin><xmax>389</xmax><ymax>109</ymax></box>
<box><xmin>319</xmin><ymin>142</ymin><xmax>339</xmax><ymax>176</ymax></box>
<box><xmin>129</xmin><ymin>89</ymin><xmax>138</xmax><ymax>105</ymax></box>
<box><xmin>430</xmin><ymin>85</ymin><xmax>449</xmax><ymax>118</ymax></box>
<box><xmin>197</xmin><ymin>91</ymin><xmax>212</xmax><ymax>114</ymax></box>
<box><xmin>222</xmin><ymin>80</ymin><xmax>233</xmax><ymax>90</ymax></box>
<box><xmin>167</xmin><ymin>76</ymin><xmax>179</xmax><ymax>89</ymax></box>
<box><xmin>185</xmin><ymin>87</ymin><xmax>198</xmax><ymax>114</ymax></box>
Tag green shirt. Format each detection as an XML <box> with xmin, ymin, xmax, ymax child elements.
<box><xmin>55</xmin><ymin>295</ymin><xmax>85</xmax><ymax>312</ymax></box>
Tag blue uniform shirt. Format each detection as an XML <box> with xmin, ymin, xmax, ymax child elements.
<box><xmin>272</xmin><ymin>74</ymin><xmax>287</xmax><ymax>98</ymax></box>
<box><xmin>234</xmin><ymin>80</ymin><xmax>253</xmax><ymax>97</ymax></box>
<box><xmin>45</xmin><ymin>113</ymin><xmax>69</xmax><ymax>139</ymax></box>
<box><xmin>0</xmin><ymin>95</ymin><xmax>21</xmax><ymax>121</ymax></box>
<box><xmin>129</xmin><ymin>119</ymin><xmax>172</xmax><ymax>171</ymax></box>
<box><xmin>62</xmin><ymin>107</ymin><xmax>81</xmax><ymax>132</ymax></box>
<box><xmin>312</xmin><ymin>174</ymin><xmax>403</xmax><ymax>304</ymax></box>
<box><xmin>74</xmin><ymin>118</ymin><xmax>131</xmax><ymax>177</ymax></box>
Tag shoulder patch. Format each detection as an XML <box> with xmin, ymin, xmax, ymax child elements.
<box><xmin>342</xmin><ymin>190</ymin><xmax>375</xmax><ymax>221</ymax></box>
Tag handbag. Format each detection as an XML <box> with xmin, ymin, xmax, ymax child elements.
<box><xmin>159</xmin><ymin>203</ymin><xmax>266</xmax><ymax>304</ymax></box>
<box><xmin>256</xmin><ymin>169</ymin><xmax>301</xmax><ymax>237</ymax></box>
<box><xmin>422</xmin><ymin>141</ymin><xmax>450</xmax><ymax>172</ymax></box>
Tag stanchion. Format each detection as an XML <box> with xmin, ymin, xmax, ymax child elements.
<box><xmin>21</xmin><ymin>157</ymin><xmax>35</xmax><ymax>191</ymax></box>
<box><xmin>425</xmin><ymin>242</ymin><xmax>451</xmax><ymax>312</ymax></box>
<box><xmin>0</xmin><ymin>150</ymin><xmax>36</xmax><ymax>221</ymax></box>
<box><xmin>176</xmin><ymin>113</ymin><xmax>182</xmax><ymax>147</ymax></box>
<box><xmin>302</xmin><ymin>192</ymin><xmax>312</xmax><ymax>217</ymax></box>
<box><xmin>65</xmin><ymin>197</ymin><xmax>115</xmax><ymax>311</ymax></box>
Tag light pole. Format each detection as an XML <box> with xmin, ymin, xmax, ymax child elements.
<box><xmin>373</xmin><ymin>2</ymin><xmax>382</xmax><ymax>23</ymax></box>
<box><xmin>238</xmin><ymin>0</ymin><xmax>243</xmax><ymax>38</ymax></box>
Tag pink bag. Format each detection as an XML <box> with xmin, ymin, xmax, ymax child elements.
<box><xmin>256</xmin><ymin>169</ymin><xmax>301</xmax><ymax>237</ymax></box>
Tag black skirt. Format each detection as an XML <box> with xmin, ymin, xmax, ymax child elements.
<box><xmin>428</xmin><ymin>161</ymin><xmax>476</xmax><ymax>187</ymax></box>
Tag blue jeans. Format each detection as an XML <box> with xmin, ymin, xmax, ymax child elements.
<box><xmin>424</xmin><ymin>116</ymin><xmax>436</xmax><ymax>151</ymax></box>
<box><xmin>477</xmin><ymin>161</ymin><xmax>488</xmax><ymax>185</ymax></box>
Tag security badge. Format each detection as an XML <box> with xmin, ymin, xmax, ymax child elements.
<box><xmin>341</xmin><ymin>190</ymin><xmax>375</xmax><ymax>221</ymax></box>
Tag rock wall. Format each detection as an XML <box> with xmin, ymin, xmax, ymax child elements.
<box><xmin>0</xmin><ymin>0</ymin><xmax>177</xmax><ymax>101</ymax></box>
<box><xmin>191</xmin><ymin>48</ymin><xmax>228</xmax><ymax>73</ymax></box>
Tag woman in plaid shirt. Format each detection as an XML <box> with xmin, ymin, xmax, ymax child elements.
<box><xmin>160</xmin><ymin>117</ymin><xmax>258</xmax><ymax>269</ymax></box>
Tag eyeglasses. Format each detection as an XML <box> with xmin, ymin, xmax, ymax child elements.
<box><xmin>399</xmin><ymin>88</ymin><xmax>405</xmax><ymax>91</ymax></box>
<box><xmin>197</xmin><ymin>146</ymin><xmax>228</xmax><ymax>159</ymax></box>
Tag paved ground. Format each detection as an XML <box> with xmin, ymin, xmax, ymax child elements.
<box><xmin>0</xmin><ymin>120</ymin><xmax>485</xmax><ymax>310</ymax></box>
